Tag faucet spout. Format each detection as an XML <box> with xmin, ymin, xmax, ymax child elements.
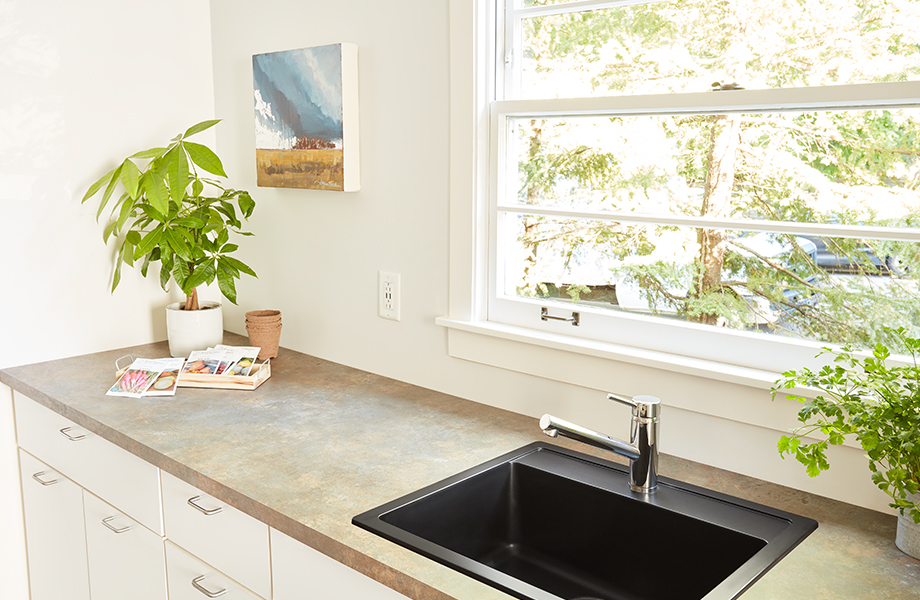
<box><xmin>540</xmin><ymin>393</ymin><xmax>660</xmax><ymax>493</ymax></box>
<box><xmin>539</xmin><ymin>414</ymin><xmax>640</xmax><ymax>461</ymax></box>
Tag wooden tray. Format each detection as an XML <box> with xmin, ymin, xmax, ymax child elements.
<box><xmin>115</xmin><ymin>357</ymin><xmax>271</xmax><ymax>391</ymax></box>
<box><xmin>178</xmin><ymin>360</ymin><xmax>271</xmax><ymax>390</ymax></box>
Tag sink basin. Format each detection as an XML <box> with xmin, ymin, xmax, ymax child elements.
<box><xmin>353</xmin><ymin>443</ymin><xmax>817</xmax><ymax>600</ymax></box>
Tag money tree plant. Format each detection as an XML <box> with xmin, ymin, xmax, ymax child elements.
<box><xmin>773</xmin><ymin>327</ymin><xmax>920</xmax><ymax>523</ymax></box>
<box><xmin>82</xmin><ymin>119</ymin><xmax>256</xmax><ymax>310</ymax></box>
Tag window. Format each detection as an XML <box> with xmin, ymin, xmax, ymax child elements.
<box><xmin>482</xmin><ymin>0</ymin><xmax>920</xmax><ymax>372</ymax></box>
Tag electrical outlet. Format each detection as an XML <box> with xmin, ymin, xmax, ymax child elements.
<box><xmin>378</xmin><ymin>271</ymin><xmax>400</xmax><ymax>321</ymax></box>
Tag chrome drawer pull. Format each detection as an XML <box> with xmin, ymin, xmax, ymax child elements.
<box><xmin>59</xmin><ymin>427</ymin><xmax>86</xmax><ymax>441</ymax></box>
<box><xmin>101</xmin><ymin>515</ymin><xmax>131</xmax><ymax>534</ymax></box>
<box><xmin>187</xmin><ymin>495</ymin><xmax>223</xmax><ymax>515</ymax></box>
<box><xmin>32</xmin><ymin>471</ymin><xmax>58</xmax><ymax>486</ymax></box>
<box><xmin>192</xmin><ymin>575</ymin><xmax>227</xmax><ymax>598</ymax></box>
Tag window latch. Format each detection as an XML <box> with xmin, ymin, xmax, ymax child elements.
<box><xmin>541</xmin><ymin>307</ymin><xmax>580</xmax><ymax>326</ymax></box>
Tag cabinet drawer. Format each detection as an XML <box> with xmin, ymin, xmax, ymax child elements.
<box><xmin>83</xmin><ymin>491</ymin><xmax>167</xmax><ymax>600</ymax></box>
<box><xmin>271</xmin><ymin>528</ymin><xmax>410</xmax><ymax>600</ymax></box>
<box><xmin>161</xmin><ymin>471</ymin><xmax>271</xmax><ymax>599</ymax></box>
<box><xmin>19</xmin><ymin>450</ymin><xmax>91</xmax><ymax>600</ymax></box>
<box><xmin>13</xmin><ymin>391</ymin><xmax>163</xmax><ymax>534</ymax></box>
<box><xmin>166</xmin><ymin>541</ymin><xmax>264</xmax><ymax>600</ymax></box>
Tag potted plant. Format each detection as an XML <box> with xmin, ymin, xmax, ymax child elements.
<box><xmin>772</xmin><ymin>327</ymin><xmax>920</xmax><ymax>559</ymax></box>
<box><xmin>82</xmin><ymin>119</ymin><xmax>257</xmax><ymax>357</ymax></box>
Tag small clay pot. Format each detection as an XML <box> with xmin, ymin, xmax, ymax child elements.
<box><xmin>245</xmin><ymin>310</ymin><xmax>282</xmax><ymax>360</ymax></box>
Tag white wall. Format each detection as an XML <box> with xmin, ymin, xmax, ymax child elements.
<box><xmin>0</xmin><ymin>0</ymin><xmax>216</xmax><ymax>370</ymax></box>
<box><xmin>208</xmin><ymin>0</ymin><xmax>894</xmax><ymax>517</ymax></box>
<box><xmin>0</xmin><ymin>2</ymin><xmax>215</xmax><ymax>598</ymax></box>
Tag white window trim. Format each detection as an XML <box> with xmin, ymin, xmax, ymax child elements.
<box><xmin>444</xmin><ymin>0</ymin><xmax>920</xmax><ymax>390</ymax></box>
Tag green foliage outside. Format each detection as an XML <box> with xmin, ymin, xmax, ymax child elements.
<box><xmin>511</xmin><ymin>0</ymin><xmax>920</xmax><ymax>353</ymax></box>
<box><xmin>82</xmin><ymin>120</ymin><xmax>256</xmax><ymax>310</ymax></box>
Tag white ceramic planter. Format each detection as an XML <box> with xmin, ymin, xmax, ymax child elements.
<box><xmin>896</xmin><ymin>492</ymin><xmax>920</xmax><ymax>560</ymax></box>
<box><xmin>165</xmin><ymin>301</ymin><xmax>223</xmax><ymax>358</ymax></box>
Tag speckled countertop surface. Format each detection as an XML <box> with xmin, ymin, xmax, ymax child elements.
<box><xmin>2</xmin><ymin>333</ymin><xmax>919</xmax><ymax>599</ymax></box>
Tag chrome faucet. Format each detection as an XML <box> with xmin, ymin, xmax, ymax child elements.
<box><xmin>540</xmin><ymin>393</ymin><xmax>660</xmax><ymax>493</ymax></box>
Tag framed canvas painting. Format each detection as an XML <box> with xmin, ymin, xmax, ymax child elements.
<box><xmin>252</xmin><ymin>43</ymin><xmax>359</xmax><ymax>191</ymax></box>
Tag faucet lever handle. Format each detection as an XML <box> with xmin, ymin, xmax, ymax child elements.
<box><xmin>607</xmin><ymin>393</ymin><xmax>661</xmax><ymax>419</ymax></box>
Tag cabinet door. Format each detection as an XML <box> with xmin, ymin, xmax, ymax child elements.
<box><xmin>165</xmin><ymin>541</ymin><xmax>264</xmax><ymax>600</ymax></box>
<box><xmin>271</xmin><ymin>528</ymin><xmax>410</xmax><ymax>600</ymax></box>
<box><xmin>83</xmin><ymin>491</ymin><xmax>167</xmax><ymax>600</ymax></box>
<box><xmin>14</xmin><ymin>392</ymin><xmax>163</xmax><ymax>534</ymax></box>
<box><xmin>18</xmin><ymin>450</ymin><xmax>90</xmax><ymax>600</ymax></box>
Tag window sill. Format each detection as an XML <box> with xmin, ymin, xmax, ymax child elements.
<box><xmin>436</xmin><ymin>316</ymin><xmax>783</xmax><ymax>391</ymax></box>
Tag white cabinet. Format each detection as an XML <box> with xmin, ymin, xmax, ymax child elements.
<box><xmin>18</xmin><ymin>450</ymin><xmax>90</xmax><ymax>600</ymax></box>
<box><xmin>165</xmin><ymin>542</ymin><xmax>263</xmax><ymax>600</ymax></box>
<box><xmin>13</xmin><ymin>391</ymin><xmax>417</xmax><ymax>600</ymax></box>
<box><xmin>161</xmin><ymin>472</ymin><xmax>271</xmax><ymax>598</ymax></box>
<box><xmin>14</xmin><ymin>391</ymin><xmax>162</xmax><ymax>534</ymax></box>
<box><xmin>14</xmin><ymin>392</ymin><xmax>166</xmax><ymax>600</ymax></box>
<box><xmin>83</xmin><ymin>491</ymin><xmax>167</xmax><ymax>600</ymax></box>
<box><xmin>271</xmin><ymin>528</ymin><xmax>410</xmax><ymax>600</ymax></box>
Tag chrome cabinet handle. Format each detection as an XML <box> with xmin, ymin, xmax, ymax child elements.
<box><xmin>191</xmin><ymin>575</ymin><xmax>227</xmax><ymax>598</ymax></box>
<box><xmin>187</xmin><ymin>495</ymin><xmax>222</xmax><ymax>515</ymax></box>
<box><xmin>59</xmin><ymin>427</ymin><xmax>86</xmax><ymax>441</ymax></box>
<box><xmin>101</xmin><ymin>515</ymin><xmax>131</xmax><ymax>534</ymax></box>
<box><xmin>32</xmin><ymin>471</ymin><xmax>58</xmax><ymax>486</ymax></box>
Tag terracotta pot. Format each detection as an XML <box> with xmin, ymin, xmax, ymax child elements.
<box><xmin>245</xmin><ymin>310</ymin><xmax>282</xmax><ymax>360</ymax></box>
<box><xmin>896</xmin><ymin>492</ymin><xmax>920</xmax><ymax>560</ymax></box>
<box><xmin>245</xmin><ymin>309</ymin><xmax>281</xmax><ymax>324</ymax></box>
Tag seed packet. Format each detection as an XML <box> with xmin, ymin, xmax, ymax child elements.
<box><xmin>108</xmin><ymin>358</ymin><xmax>165</xmax><ymax>398</ymax></box>
<box><xmin>213</xmin><ymin>345</ymin><xmax>261</xmax><ymax>376</ymax></box>
<box><xmin>143</xmin><ymin>358</ymin><xmax>186</xmax><ymax>396</ymax></box>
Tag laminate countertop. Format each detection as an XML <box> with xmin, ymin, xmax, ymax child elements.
<box><xmin>2</xmin><ymin>334</ymin><xmax>919</xmax><ymax>599</ymax></box>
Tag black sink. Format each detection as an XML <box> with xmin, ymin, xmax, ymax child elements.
<box><xmin>353</xmin><ymin>443</ymin><xmax>817</xmax><ymax>600</ymax></box>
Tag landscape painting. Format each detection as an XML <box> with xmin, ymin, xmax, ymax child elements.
<box><xmin>252</xmin><ymin>43</ymin><xmax>359</xmax><ymax>191</ymax></box>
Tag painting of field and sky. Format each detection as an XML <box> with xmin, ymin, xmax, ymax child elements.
<box><xmin>252</xmin><ymin>43</ymin><xmax>359</xmax><ymax>191</ymax></box>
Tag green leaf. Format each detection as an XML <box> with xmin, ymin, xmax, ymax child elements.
<box><xmin>182</xmin><ymin>119</ymin><xmax>221</xmax><ymax>139</ymax></box>
<box><xmin>191</xmin><ymin>179</ymin><xmax>204</xmax><ymax>197</ymax></box>
<box><xmin>97</xmin><ymin>164</ymin><xmax>124</xmax><ymax>221</ymax></box>
<box><xmin>137</xmin><ymin>227</ymin><xmax>164</xmax><ymax>257</ymax></box>
<box><xmin>236</xmin><ymin>190</ymin><xmax>255</xmax><ymax>218</ymax></box>
<box><xmin>175</xmin><ymin>217</ymin><xmax>206</xmax><ymax>229</ymax></box>
<box><xmin>116</xmin><ymin>194</ymin><xmax>137</xmax><ymax>234</ymax></box>
<box><xmin>216</xmin><ymin>267</ymin><xmax>238</xmax><ymax>305</ymax></box>
<box><xmin>82</xmin><ymin>167</ymin><xmax>117</xmax><ymax>204</ymax></box>
<box><xmin>143</xmin><ymin>172</ymin><xmax>170</xmax><ymax>216</ymax></box>
<box><xmin>103</xmin><ymin>220</ymin><xmax>119</xmax><ymax>244</ymax></box>
<box><xmin>159</xmin><ymin>249</ymin><xmax>174</xmax><ymax>291</ymax></box>
<box><xmin>184</xmin><ymin>142</ymin><xmax>227</xmax><ymax>177</ymax></box>
<box><xmin>140</xmin><ymin>203</ymin><xmax>166</xmax><ymax>223</ymax></box>
<box><xmin>221</xmin><ymin>256</ymin><xmax>256</xmax><ymax>278</ymax></box>
<box><xmin>129</xmin><ymin>147</ymin><xmax>168</xmax><ymax>160</ymax></box>
<box><xmin>172</xmin><ymin>258</ymin><xmax>192</xmax><ymax>295</ymax></box>
<box><xmin>186</xmin><ymin>261</ymin><xmax>215</xmax><ymax>290</ymax></box>
<box><xmin>167</xmin><ymin>145</ymin><xmax>189</xmax><ymax>203</ymax></box>
<box><xmin>164</xmin><ymin>228</ymin><xmax>192</xmax><ymax>261</ymax></box>
<box><xmin>119</xmin><ymin>159</ymin><xmax>141</xmax><ymax>199</ymax></box>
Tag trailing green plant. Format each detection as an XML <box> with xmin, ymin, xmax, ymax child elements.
<box><xmin>82</xmin><ymin>120</ymin><xmax>256</xmax><ymax>310</ymax></box>
<box><xmin>773</xmin><ymin>327</ymin><xmax>920</xmax><ymax>523</ymax></box>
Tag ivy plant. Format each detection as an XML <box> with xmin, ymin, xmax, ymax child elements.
<box><xmin>773</xmin><ymin>327</ymin><xmax>920</xmax><ymax>523</ymax></box>
<box><xmin>82</xmin><ymin>120</ymin><xmax>256</xmax><ymax>310</ymax></box>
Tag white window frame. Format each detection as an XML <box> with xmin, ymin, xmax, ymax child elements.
<box><xmin>441</xmin><ymin>0</ymin><xmax>920</xmax><ymax>390</ymax></box>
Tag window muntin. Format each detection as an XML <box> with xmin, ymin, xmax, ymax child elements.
<box><xmin>514</xmin><ymin>0</ymin><xmax>920</xmax><ymax>100</ymax></box>
<box><xmin>505</xmin><ymin>109</ymin><xmax>920</xmax><ymax>224</ymax></box>
<box><xmin>492</xmin><ymin>0</ymin><xmax>920</xmax><ymax>361</ymax></box>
